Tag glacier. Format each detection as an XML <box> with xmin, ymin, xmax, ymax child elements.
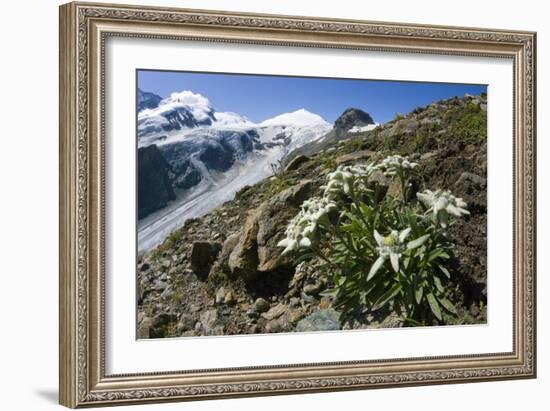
<box><xmin>137</xmin><ymin>90</ymin><xmax>332</xmax><ymax>252</ymax></box>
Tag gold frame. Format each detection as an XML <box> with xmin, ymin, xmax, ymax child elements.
<box><xmin>59</xmin><ymin>1</ymin><xmax>537</xmax><ymax>408</ymax></box>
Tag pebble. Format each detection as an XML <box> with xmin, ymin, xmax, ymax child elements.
<box><xmin>253</xmin><ymin>298</ymin><xmax>270</xmax><ymax>313</ymax></box>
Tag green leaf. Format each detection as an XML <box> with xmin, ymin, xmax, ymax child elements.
<box><xmin>367</xmin><ymin>256</ymin><xmax>385</xmax><ymax>281</ymax></box>
<box><xmin>427</xmin><ymin>293</ymin><xmax>442</xmax><ymax>320</ymax></box>
<box><xmin>433</xmin><ymin>275</ymin><xmax>445</xmax><ymax>293</ymax></box>
<box><xmin>439</xmin><ymin>265</ymin><xmax>451</xmax><ymax>279</ymax></box>
<box><xmin>415</xmin><ymin>286</ymin><xmax>424</xmax><ymax>304</ymax></box>
<box><xmin>437</xmin><ymin>296</ymin><xmax>457</xmax><ymax>314</ymax></box>
<box><xmin>407</xmin><ymin>234</ymin><xmax>430</xmax><ymax>250</ymax></box>
<box><xmin>428</xmin><ymin>249</ymin><xmax>450</xmax><ymax>262</ymax></box>
<box><xmin>374</xmin><ymin>283</ymin><xmax>402</xmax><ymax>309</ymax></box>
<box><xmin>319</xmin><ymin>288</ymin><xmax>338</xmax><ymax>298</ymax></box>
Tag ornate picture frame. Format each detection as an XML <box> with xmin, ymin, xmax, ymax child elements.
<box><xmin>59</xmin><ymin>1</ymin><xmax>536</xmax><ymax>408</ymax></box>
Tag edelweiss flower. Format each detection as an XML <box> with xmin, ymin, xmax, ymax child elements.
<box><xmin>323</xmin><ymin>164</ymin><xmax>376</xmax><ymax>198</ymax></box>
<box><xmin>368</xmin><ymin>227</ymin><xmax>430</xmax><ymax>279</ymax></box>
<box><xmin>370</xmin><ymin>228</ymin><xmax>411</xmax><ymax>277</ymax></box>
<box><xmin>417</xmin><ymin>189</ymin><xmax>469</xmax><ymax>226</ymax></box>
<box><xmin>377</xmin><ymin>154</ymin><xmax>418</xmax><ymax>176</ymax></box>
<box><xmin>277</xmin><ymin>197</ymin><xmax>337</xmax><ymax>254</ymax></box>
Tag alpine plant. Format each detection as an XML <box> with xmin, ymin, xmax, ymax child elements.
<box><xmin>278</xmin><ymin>154</ymin><xmax>470</xmax><ymax>325</ymax></box>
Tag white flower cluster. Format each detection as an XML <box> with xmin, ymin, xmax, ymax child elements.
<box><xmin>417</xmin><ymin>189</ymin><xmax>470</xmax><ymax>220</ymax></box>
<box><xmin>377</xmin><ymin>154</ymin><xmax>418</xmax><ymax>176</ymax></box>
<box><xmin>277</xmin><ymin>196</ymin><xmax>337</xmax><ymax>254</ymax></box>
<box><xmin>323</xmin><ymin>164</ymin><xmax>376</xmax><ymax>198</ymax></box>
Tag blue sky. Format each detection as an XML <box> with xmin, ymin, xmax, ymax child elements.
<box><xmin>137</xmin><ymin>70</ymin><xmax>487</xmax><ymax>124</ymax></box>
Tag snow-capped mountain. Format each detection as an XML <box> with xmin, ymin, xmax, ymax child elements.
<box><xmin>138</xmin><ymin>91</ymin><xmax>252</xmax><ymax>141</ymax></box>
<box><xmin>137</xmin><ymin>90</ymin><xmax>332</xmax><ymax>251</ymax></box>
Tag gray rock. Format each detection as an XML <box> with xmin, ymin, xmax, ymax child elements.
<box><xmin>199</xmin><ymin>309</ymin><xmax>219</xmax><ymax>335</ymax></box>
<box><xmin>160</xmin><ymin>285</ymin><xmax>174</xmax><ymax>299</ymax></box>
<box><xmin>288</xmin><ymin>308</ymin><xmax>305</xmax><ymax>324</ymax></box>
<box><xmin>270</xmin><ymin>179</ymin><xmax>313</xmax><ymax>208</ymax></box>
<box><xmin>219</xmin><ymin>232</ymin><xmax>241</xmax><ymax>268</ymax></box>
<box><xmin>137</xmin><ymin>317</ymin><xmax>153</xmax><ymax>339</ymax></box>
<box><xmin>253</xmin><ymin>298</ymin><xmax>270</xmax><ymax>313</ymax></box>
<box><xmin>228</xmin><ymin>210</ymin><xmax>260</xmax><ymax>279</ymax></box>
<box><xmin>153</xmin><ymin>280</ymin><xmax>168</xmax><ymax>292</ymax></box>
<box><xmin>176</xmin><ymin>314</ymin><xmax>195</xmax><ymax>333</ymax></box>
<box><xmin>289</xmin><ymin>297</ymin><xmax>301</xmax><ymax>308</ymax></box>
<box><xmin>262</xmin><ymin>303</ymin><xmax>288</xmax><ymax>321</ymax></box>
<box><xmin>224</xmin><ymin>290</ymin><xmax>235</xmax><ymax>305</ymax></box>
<box><xmin>455</xmin><ymin>172</ymin><xmax>487</xmax><ymax>193</ymax></box>
<box><xmin>227</xmin><ymin>180</ymin><xmax>315</xmax><ymax>280</ymax></box>
<box><xmin>303</xmin><ymin>282</ymin><xmax>323</xmax><ymax>296</ymax></box>
<box><xmin>152</xmin><ymin>312</ymin><xmax>176</xmax><ymax>328</ymax></box>
<box><xmin>190</xmin><ymin>241</ymin><xmax>222</xmax><ymax>279</ymax></box>
<box><xmin>215</xmin><ymin>287</ymin><xmax>227</xmax><ymax>304</ymax></box>
<box><xmin>296</xmin><ymin>309</ymin><xmax>341</xmax><ymax>332</ymax></box>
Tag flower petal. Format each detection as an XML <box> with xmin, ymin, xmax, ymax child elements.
<box><xmin>299</xmin><ymin>237</ymin><xmax>311</xmax><ymax>248</ymax></box>
<box><xmin>373</xmin><ymin>230</ymin><xmax>383</xmax><ymax>245</ymax></box>
<box><xmin>390</xmin><ymin>252</ymin><xmax>400</xmax><ymax>272</ymax></box>
<box><xmin>399</xmin><ymin>227</ymin><xmax>411</xmax><ymax>242</ymax></box>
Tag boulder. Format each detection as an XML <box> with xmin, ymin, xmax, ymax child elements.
<box><xmin>219</xmin><ymin>232</ymin><xmax>241</xmax><ymax>268</ymax></box>
<box><xmin>261</xmin><ymin>303</ymin><xmax>288</xmax><ymax>321</ymax></box>
<box><xmin>265</xmin><ymin>315</ymin><xmax>292</xmax><ymax>333</ymax></box>
<box><xmin>295</xmin><ymin>309</ymin><xmax>341</xmax><ymax>332</ymax></box>
<box><xmin>199</xmin><ymin>309</ymin><xmax>223</xmax><ymax>335</ymax></box>
<box><xmin>228</xmin><ymin>210</ymin><xmax>260</xmax><ymax>279</ymax></box>
<box><xmin>256</xmin><ymin>180</ymin><xmax>313</xmax><ymax>272</ymax></box>
<box><xmin>228</xmin><ymin>180</ymin><xmax>313</xmax><ymax>279</ymax></box>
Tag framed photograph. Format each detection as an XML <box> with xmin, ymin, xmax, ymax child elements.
<box><xmin>59</xmin><ymin>1</ymin><xmax>537</xmax><ymax>408</ymax></box>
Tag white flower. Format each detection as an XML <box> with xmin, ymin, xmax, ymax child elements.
<box><xmin>367</xmin><ymin>227</ymin><xmax>430</xmax><ymax>279</ymax></box>
<box><xmin>277</xmin><ymin>196</ymin><xmax>337</xmax><ymax>254</ymax></box>
<box><xmin>323</xmin><ymin>164</ymin><xmax>376</xmax><ymax>198</ymax></box>
<box><xmin>370</xmin><ymin>228</ymin><xmax>411</xmax><ymax>277</ymax></box>
<box><xmin>416</xmin><ymin>189</ymin><xmax>469</xmax><ymax>226</ymax></box>
<box><xmin>377</xmin><ymin>154</ymin><xmax>418</xmax><ymax>176</ymax></box>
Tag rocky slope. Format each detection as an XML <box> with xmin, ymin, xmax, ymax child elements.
<box><xmin>137</xmin><ymin>93</ymin><xmax>488</xmax><ymax>338</ymax></box>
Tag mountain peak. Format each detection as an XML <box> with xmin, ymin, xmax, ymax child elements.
<box><xmin>334</xmin><ymin>107</ymin><xmax>375</xmax><ymax>132</ymax></box>
<box><xmin>137</xmin><ymin>89</ymin><xmax>162</xmax><ymax>112</ymax></box>
<box><xmin>260</xmin><ymin>109</ymin><xmax>329</xmax><ymax>127</ymax></box>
